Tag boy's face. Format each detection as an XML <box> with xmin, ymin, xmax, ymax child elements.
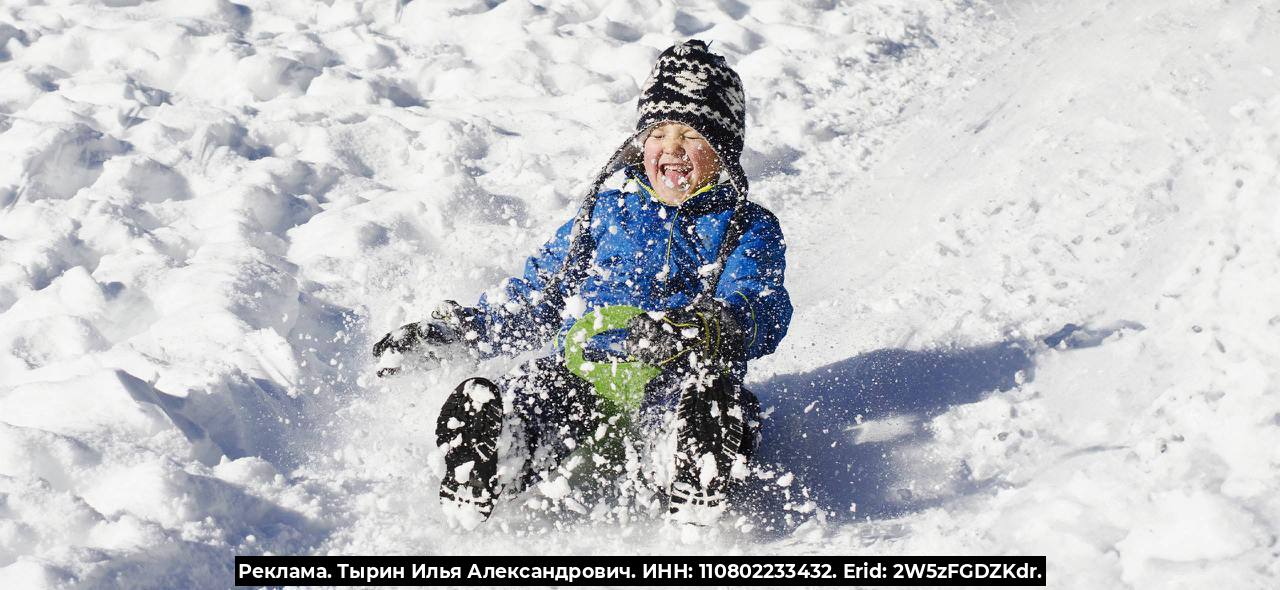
<box><xmin>642</xmin><ymin>122</ymin><xmax>722</xmax><ymax>206</ymax></box>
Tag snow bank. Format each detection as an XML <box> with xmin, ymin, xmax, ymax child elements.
<box><xmin>0</xmin><ymin>0</ymin><xmax>1276</xmax><ymax>587</ymax></box>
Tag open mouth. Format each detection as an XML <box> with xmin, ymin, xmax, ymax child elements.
<box><xmin>659</xmin><ymin>161</ymin><xmax>693</xmax><ymax>190</ymax></box>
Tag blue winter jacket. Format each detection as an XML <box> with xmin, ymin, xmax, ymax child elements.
<box><xmin>470</xmin><ymin>167</ymin><xmax>791</xmax><ymax>379</ymax></box>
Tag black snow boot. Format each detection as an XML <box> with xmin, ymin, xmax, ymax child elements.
<box><xmin>668</xmin><ymin>376</ymin><xmax>756</xmax><ymax>524</ymax></box>
<box><xmin>436</xmin><ymin>377</ymin><xmax>503</xmax><ymax>523</ymax></box>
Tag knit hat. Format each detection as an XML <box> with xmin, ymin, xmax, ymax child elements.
<box><xmin>635</xmin><ymin>39</ymin><xmax>748</xmax><ymax>196</ymax></box>
<box><xmin>585</xmin><ymin>40</ymin><xmax>749</xmax><ymax>200</ymax></box>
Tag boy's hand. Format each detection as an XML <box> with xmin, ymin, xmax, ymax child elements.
<box><xmin>623</xmin><ymin>300</ymin><xmax>743</xmax><ymax>369</ymax></box>
<box><xmin>372</xmin><ymin>301</ymin><xmax>477</xmax><ymax>377</ymax></box>
<box><xmin>372</xmin><ymin>321</ymin><xmax>462</xmax><ymax>377</ymax></box>
<box><xmin>372</xmin><ymin>321</ymin><xmax>457</xmax><ymax>357</ymax></box>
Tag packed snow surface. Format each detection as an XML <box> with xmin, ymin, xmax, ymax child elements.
<box><xmin>1</xmin><ymin>0</ymin><xmax>1278</xmax><ymax>588</ymax></box>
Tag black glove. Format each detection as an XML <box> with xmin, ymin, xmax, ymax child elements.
<box><xmin>372</xmin><ymin>301</ymin><xmax>476</xmax><ymax>377</ymax></box>
<box><xmin>623</xmin><ymin>299</ymin><xmax>745</xmax><ymax>370</ymax></box>
<box><xmin>372</xmin><ymin>321</ymin><xmax>458</xmax><ymax>355</ymax></box>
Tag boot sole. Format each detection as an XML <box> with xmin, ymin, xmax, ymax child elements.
<box><xmin>669</xmin><ymin>379</ymin><xmax>745</xmax><ymax>519</ymax></box>
<box><xmin>436</xmin><ymin>378</ymin><xmax>503</xmax><ymax>520</ymax></box>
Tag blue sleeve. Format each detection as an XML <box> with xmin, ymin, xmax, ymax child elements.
<box><xmin>714</xmin><ymin>206</ymin><xmax>792</xmax><ymax>360</ymax></box>
<box><xmin>471</xmin><ymin>216</ymin><xmax>576</xmax><ymax>356</ymax></box>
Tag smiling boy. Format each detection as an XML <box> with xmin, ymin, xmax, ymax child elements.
<box><xmin>645</xmin><ymin>121</ymin><xmax>720</xmax><ymax>202</ymax></box>
<box><xmin>373</xmin><ymin>40</ymin><xmax>791</xmax><ymax>525</ymax></box>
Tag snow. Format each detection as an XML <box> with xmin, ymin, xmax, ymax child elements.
<box><xmin>697</xmin><ymin>452</ymin><xmax>718</xmax><ymax>488</ymax></box>
<box><xmin>464</xmin><ymin>381</ymin><xmax>494</xmax><ymax>405</ymax></box>
<box><xmin>539</xmin><ymin>476</ymin><xmax>572</xmax><ymax>501</ymax></box>
<box><xmin>1</xmin><ymin>0</ymin><xmax>1278</xmax><ymax>587</ymax></box>
<box><xmin>453</xmin><ymin>460</ymin><xmax>475</xmax><ymax>485</ymax></box>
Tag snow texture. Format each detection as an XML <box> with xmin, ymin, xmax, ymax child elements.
<box><xmin>1</xmin><ymin>0</ymin><xmax>1277</xmax><ymax>587</ymax></box>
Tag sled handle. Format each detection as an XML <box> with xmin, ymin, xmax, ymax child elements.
<box><xmin>563</xmin><ymin>306</ymin><xmax>661</xmax><ymax>412</ymax></box>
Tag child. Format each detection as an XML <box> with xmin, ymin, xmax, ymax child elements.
<box><xmin>372</xmin><ymin>40</ymin><xmax>791</xmax><ymax>524</ymax></box>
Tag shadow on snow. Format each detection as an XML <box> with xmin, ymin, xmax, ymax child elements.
<box><xmin>736</xmin><ymin>322</ymin><xmax>1141</xmax><ymax>538</ymax></box>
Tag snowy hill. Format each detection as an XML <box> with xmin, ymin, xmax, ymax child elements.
<box><xmin>1</xmin><ymin>0</ymin><xmax>1277</xmax><ymax>587</ymax></box>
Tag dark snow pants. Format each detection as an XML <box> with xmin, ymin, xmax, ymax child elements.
<box><xmin>498</xmin><ymin>355</ymin><xmax>761</xmax><ymax>487</ymax></box>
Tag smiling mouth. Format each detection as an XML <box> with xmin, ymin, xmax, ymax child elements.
<box><xmin>659</xmin><ymin>162</ymin><xmax>693</xmax><ymax>190</ymax></box>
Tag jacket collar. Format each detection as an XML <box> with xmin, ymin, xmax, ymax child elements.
<box><xmin>624</xmin><ymin>165</ymin><xmax>738</xmax><ymax>215</ymax></box>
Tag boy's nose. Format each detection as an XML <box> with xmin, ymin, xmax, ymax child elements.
<box><xmin>660</xmin><ymin>135</ymin><xmax>683</xmax><ymax>154</ymax></box>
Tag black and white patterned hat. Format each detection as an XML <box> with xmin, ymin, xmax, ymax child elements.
<box><xmin>635</xmin><ymin>39</ymin><xmax>748</xmax><ymax>196</ymax></box>
<box><xmin>585</xmin><ymin>40</ymin><xmax>749</xmax><ymax>200</ymax></box>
